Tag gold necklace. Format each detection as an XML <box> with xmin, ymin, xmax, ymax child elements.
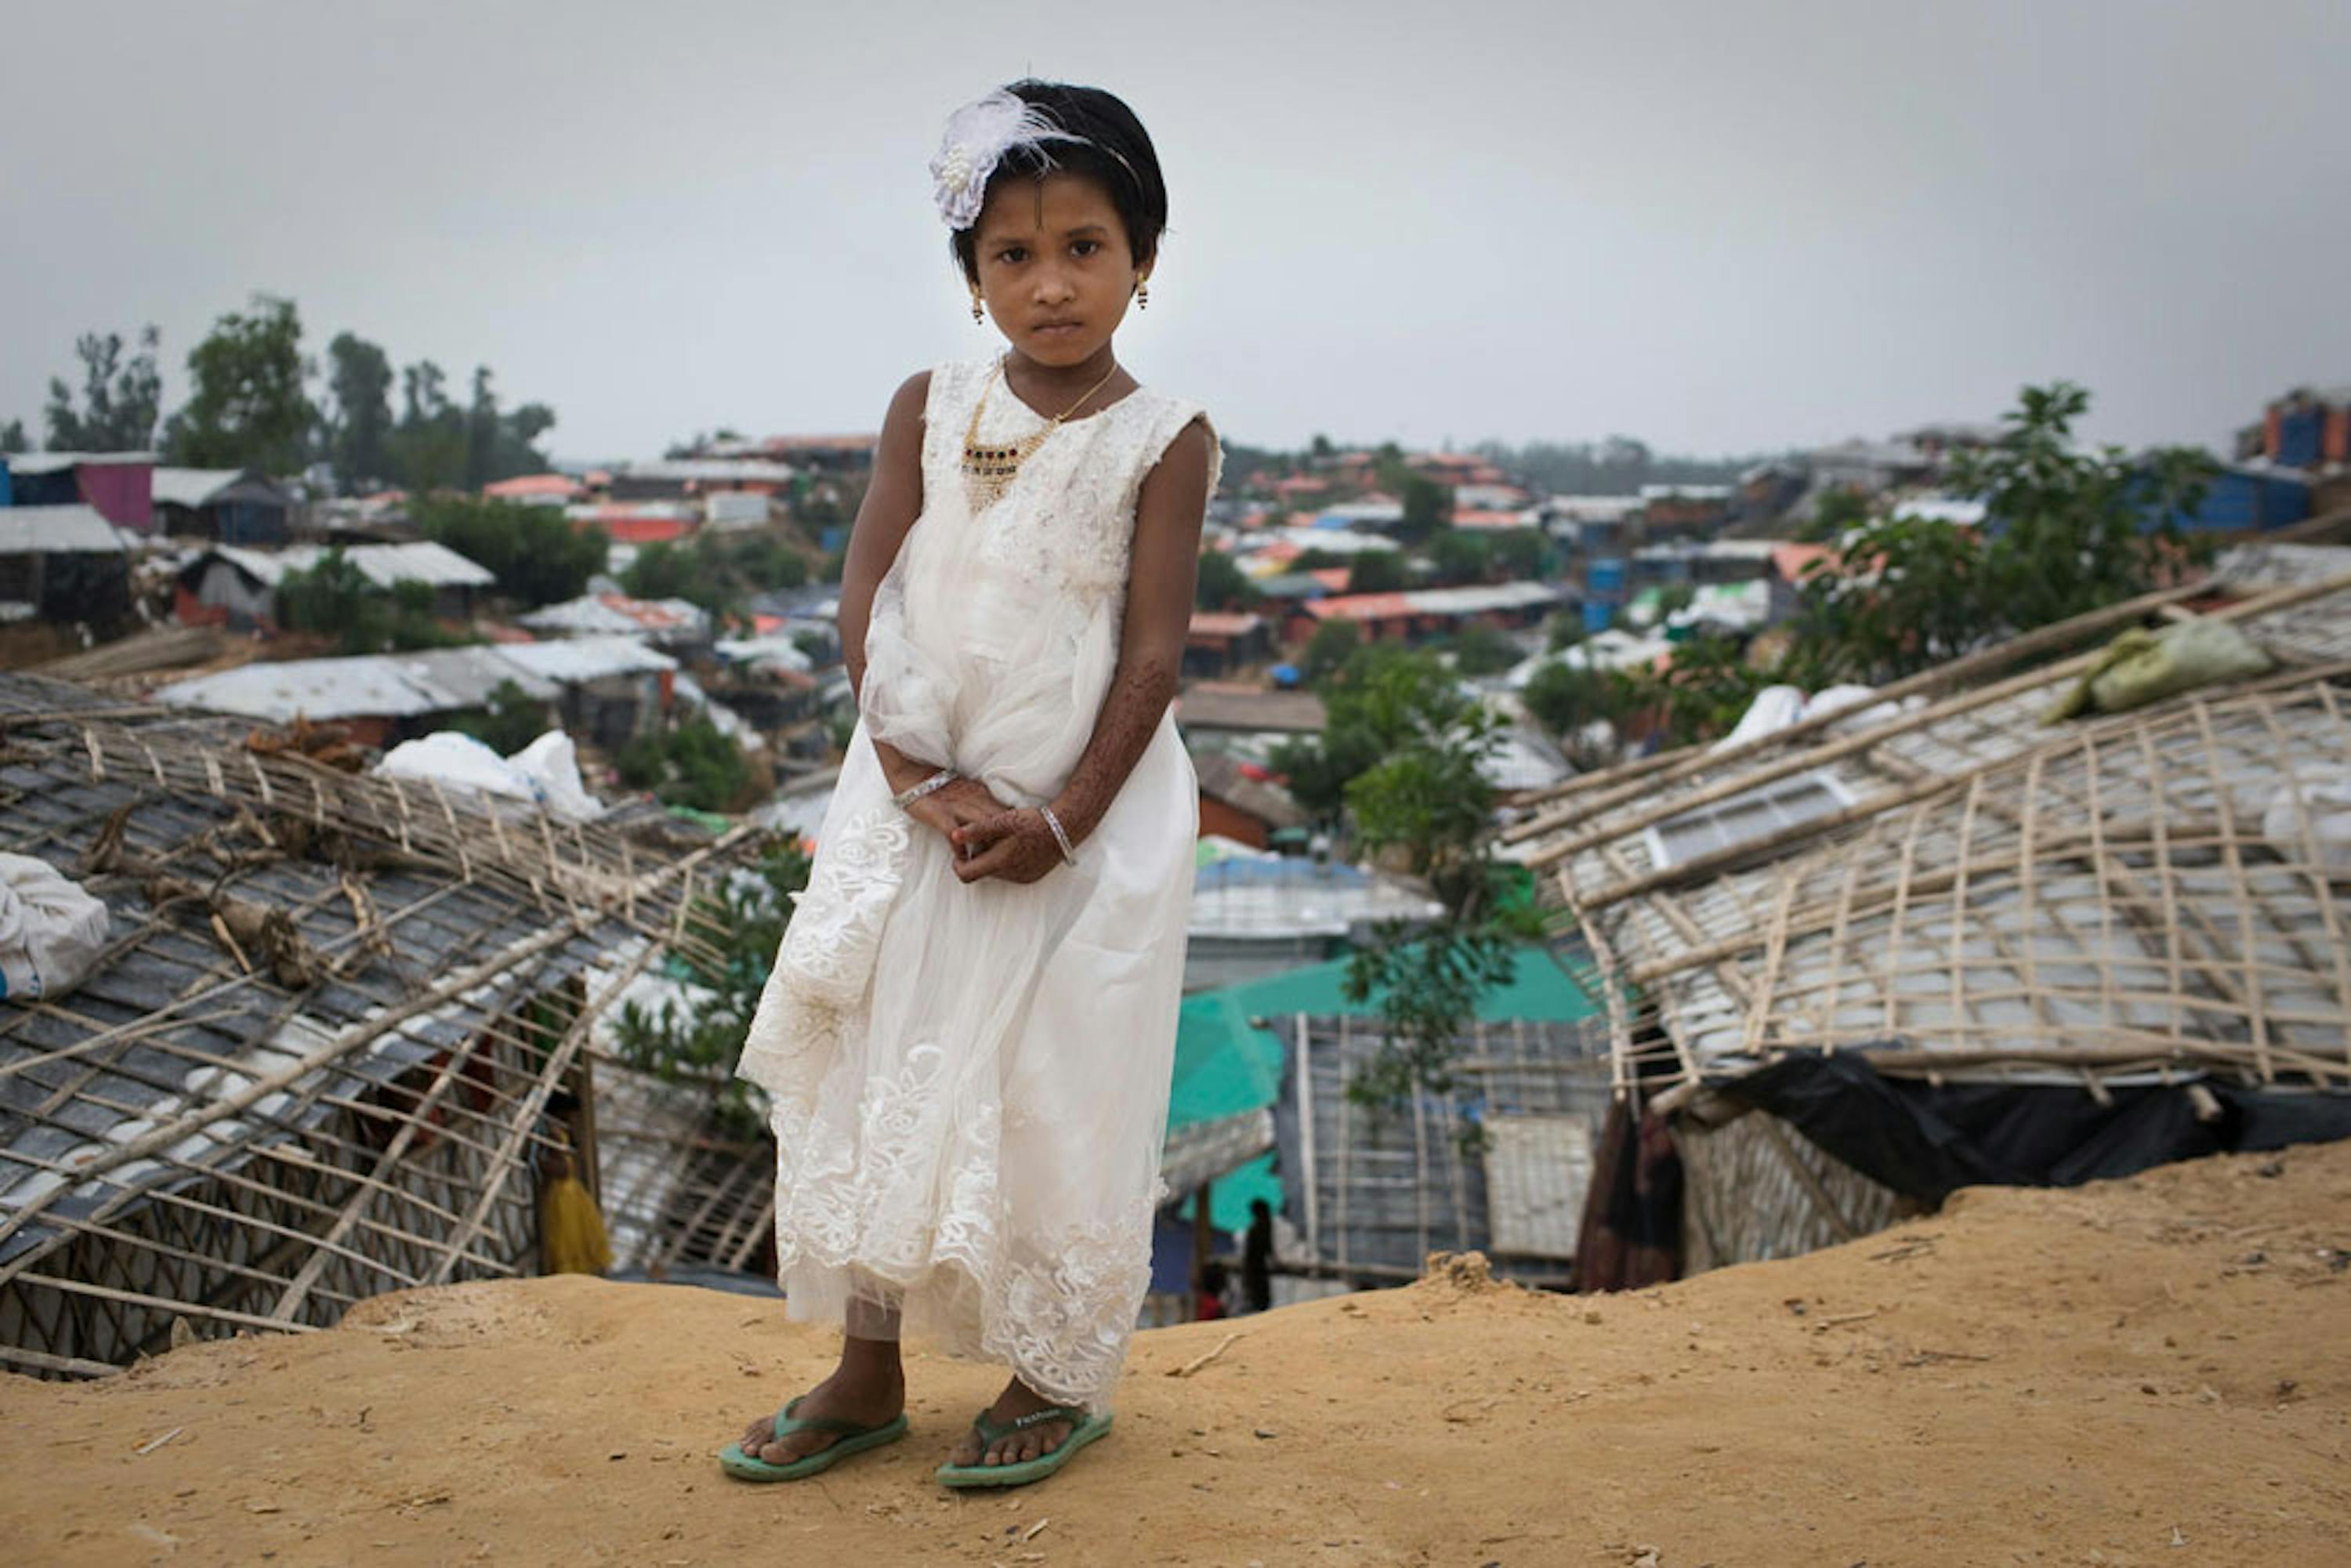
<box><xmin>960</xmin><ymin>357</ymin><xmax>1121</xmax><ymax>513</ymax></box>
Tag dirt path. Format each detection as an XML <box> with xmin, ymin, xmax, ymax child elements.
<box><xmin>5</xmin><ymin>1142</ymin><xmax>2348</xmax><ymax>1566</ymax></box>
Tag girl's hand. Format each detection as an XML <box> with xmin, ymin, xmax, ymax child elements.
<box><xmin>951</xmin><ymin>809</ymin><xmax>1068</xmax><ymax>885</ymax></box>
<box><xmin>902</xmin><ymin>777</ymin><xmax>1012</xmax><ymax>842</ymax></box>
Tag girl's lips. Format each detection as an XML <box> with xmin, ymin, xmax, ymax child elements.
<box><xmin>1034</xmin><ymin>322</ymin><xmax>1083</xmax><ymax>335</ymax></box>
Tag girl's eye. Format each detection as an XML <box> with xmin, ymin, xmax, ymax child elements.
<box><xmin>997</xmin><ymin>247</ymin><xmax>1027</xmax><ymax>264</ymax></box>
<box><xmin>1071</xmin><ymin>241</ymin><xmax>1099</xmax><ymax>258</ymax></box>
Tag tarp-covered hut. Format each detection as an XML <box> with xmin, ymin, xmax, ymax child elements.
<box><xmin>1505</xmin><ymin>552</ymin><xmax>2351</xmax><ymax>1272</ymax></box>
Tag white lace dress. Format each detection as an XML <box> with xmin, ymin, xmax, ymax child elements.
<box><xmin>734</xmin><ymin>357</ymin><xmax>1218</xmax><ymax>1410</ymax></box>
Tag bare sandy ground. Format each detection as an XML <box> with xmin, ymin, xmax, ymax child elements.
<box><xmin>4</xmin><ymin>1141</ymin><xmax>2348</xmax><ymax>1567</ymax></box>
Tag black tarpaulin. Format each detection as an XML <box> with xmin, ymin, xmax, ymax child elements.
<box><xmin>1715</xmin><ymin>1051</ymin><xmax>2351</xmax><ymax>1204</ymax></box>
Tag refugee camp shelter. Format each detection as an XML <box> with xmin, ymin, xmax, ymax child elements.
<box><xmin>174</xmin><ymin>541</ymin><xmax>496</xmax><ymax>628</ymax></box>
<box><xmin>152</xmin><ymin>467</ymin><xmax>299</xmax><ymax>545</ymax></box>
<box><xmin>1504</xmin><ymin>552</ymin><xmax>2351</xmax><ymax>1271</ymax></box>
<box><xmin>152</xmin><ymin>646</ymin><xmax>563</xmax><ymax>750</ymax></box>
<box><xmin>0</xmin><ymin>672</ymin><xmax>762</xmax><ymax>1377</ymax></box>
<box><xmin>3</xmin><ymin>453</ymin><xmax>155</xmax><ymax>531</ymax></box>
<box><xmin>0</xmin><ymin>506</ymin><xmax>132</xmax><ymax>629</ymax></box>
<box><xmin>1269</xmin><ymin>1012</ymin><xmax>1614</xmax><ymax>1288</ymax></box>
<box><xmin>1170</xmin><ymin>944</ymin><xmax>1605</xmax><ymax>1235</ymax></box>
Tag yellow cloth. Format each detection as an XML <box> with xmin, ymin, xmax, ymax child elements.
<box><xmin>541</xmin><ymin>1175</ymin><xmax>611</xmax><ymax>1275</ymax></box>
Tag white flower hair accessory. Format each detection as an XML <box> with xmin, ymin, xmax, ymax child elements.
<box><xmin>929</xmin><ymin>89</ymin><xmax>1078</xmax><ymax>230</ymax></box>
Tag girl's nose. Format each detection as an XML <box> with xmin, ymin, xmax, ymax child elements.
<box><xmin>1033</xmin><ymin>269</ymin><xmax>1077</xmax><ymax>303</ymax></box>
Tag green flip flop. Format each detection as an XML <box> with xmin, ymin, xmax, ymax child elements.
<box><xmin>718</xmin><ymin>1395</ymin><xmax>910</xmax><ymax>1482</ymax></box>
<box><xmin>933</xmin><ymin>1403</ymin><xmax>1112</xmax><ymax>1489</ymax></box>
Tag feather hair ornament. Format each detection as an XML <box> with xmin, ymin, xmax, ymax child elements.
<box><xmin>929</xmin><ymin>89</ymin><xmax>1081</xmax><ymax>230</ymax></box>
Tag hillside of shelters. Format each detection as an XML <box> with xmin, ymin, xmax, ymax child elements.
<box><xmin>5</xmin><ymin>378</ymin><xmax>2351</xmax><ymax>1382</ymax></box>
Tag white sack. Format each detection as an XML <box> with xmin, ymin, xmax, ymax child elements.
<box><xmin>0</xmin><ymin>853</ymin><xmax>110</xmax><ymax>1003</ymax></box>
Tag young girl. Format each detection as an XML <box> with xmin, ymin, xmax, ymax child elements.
<box><xmin>719</xmin><ymin>81</ymin><xmax>1217</xmax><ymax>1490</ymax></box>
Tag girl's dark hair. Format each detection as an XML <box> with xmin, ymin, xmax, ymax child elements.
<box><xmin>951</xmin><ymin>80</ymin><xmax>1167</xmax><ymax>284</ymax></box>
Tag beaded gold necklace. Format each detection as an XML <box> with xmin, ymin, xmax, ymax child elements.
<box><xmin>960</xmin><ymin>357</ymin><xmax>1121</xmax><ymax>513</ymax></box>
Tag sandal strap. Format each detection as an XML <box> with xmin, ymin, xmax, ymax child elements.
<box><xmin>773</xmin><ymin>1394</ymin><xmax>893</xmax><ymax>1439</ymax></box>
<box><xmin>968</xmin><ymin>1403</ymin><xmax>1088</xmax><ymax>1444</ymax></box>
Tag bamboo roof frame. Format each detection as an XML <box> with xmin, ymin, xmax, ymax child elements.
<box><xmin>0</xmin><ymin>671</ymin><xmax>765</xmax><ymax>1376</ymax></box>
<box><xmin>1513</xmin><ymin>556</ymin><xmax>2351</xmax><ymax>1097</ymax></box>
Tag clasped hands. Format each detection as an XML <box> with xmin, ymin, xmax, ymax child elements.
<box><xmin>902</xmin><ymin>775</ymin><xmax>1069</xmax><ymax>885</ymax></box>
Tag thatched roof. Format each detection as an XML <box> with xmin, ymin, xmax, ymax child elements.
<box><xmin>0</xmin><ymin>672</ymin><xmax>760</xmax><ymax>1376</ymax></box>
<box><xmin>1505</xmin><ymin>556</ymin><xmax>2351</xmax><ymax>1100</ymax></box>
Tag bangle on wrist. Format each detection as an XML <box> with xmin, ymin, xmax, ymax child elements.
<box><xmin>1038</xmin><ymin>805</ymin><xmax>1078</xmax><ymax>864</ymax></box>
<box><xmin>892</xmin><ymin>768</ymin><xmax>957</xmax><ymax>810</ymax></box>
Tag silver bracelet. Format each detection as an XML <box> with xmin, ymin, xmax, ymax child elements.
<box><xmin>1038</xmin><ymin>805</ymin><xmax>1078</xmax><ymax>864</ymax></box>
<box><xmin>891</xmin><ymin>768</ymin><xmax>958</xmax><ymax>810</ymax></box>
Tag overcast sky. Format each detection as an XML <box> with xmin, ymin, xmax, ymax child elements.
<box><xmin>8</xmin><ymin>0</ymin><xmax>2347</xmax><ymax>465</ymax></box>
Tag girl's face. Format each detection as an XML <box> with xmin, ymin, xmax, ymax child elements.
<box><xmin>970</xmin><ymin>171</ymin><xmax>1147</xmax><ymax>369</ymax></box>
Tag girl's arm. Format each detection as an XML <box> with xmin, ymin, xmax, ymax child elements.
<box><xmin>838</xmin><ymin>371</ymin><xmax>945</xmax><ymax>798</ymax></box>
<box><xmin>952</xmin><ymin>416</ymin><xmax>1216</xmax><ymax>884</ymax></box>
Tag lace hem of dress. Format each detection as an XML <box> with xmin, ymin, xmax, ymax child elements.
<box><xmin>769</xmin><ymin>1060</ymin><xmax>1164</xmax><ymax>1408</ymax></box>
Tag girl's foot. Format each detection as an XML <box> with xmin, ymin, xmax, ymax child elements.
<box><xmin>735</xmin><ymin>1362</ymin><xmax>905</xmax><ymax>1466</ymax></box>
<box><xmin>947</xmin><ymin>1377</ymin><xmax>1074</xmax><ymax>1468</ymax></box>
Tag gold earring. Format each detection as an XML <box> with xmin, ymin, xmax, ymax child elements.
<box><xmin>1136</xmin><ymin>277</ymin><xmax>1150</xmax><ymax>311</ymax></box>
<box><xmin>970</xmin><ymin>286</ymin><xmax>984</xmax><ymax>324</ymax></box>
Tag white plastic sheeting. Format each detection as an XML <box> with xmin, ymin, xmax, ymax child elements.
<box><xmin>1711</xmin><ymin>682</ymin><xmax>1893</xmax><ymax>752</ymax></box>
<box><xmin>0</xmin><ymin>854</ymin><xmax>110</xmax><ymax>1002</ymax></box>
<box><xmin>373</xmin><ymin>730</ymin><xmax>604</xmax><ymax>821</ymax></box>
<box><xmin>2264</xmin><ymin>773</ymin><xmax>2351</xmax><ymax>879</ymax></box>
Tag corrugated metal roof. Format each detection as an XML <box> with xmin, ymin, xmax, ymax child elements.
<box><xmin>150</xmin><ymin>467</ymin><xmax>247</xmax><ymax>509</ymax></box>
<box><xmin>350</xmin><ymin>541</ymin><xmax>497</xmax><ymax>589</ymax></box>
<box><xmin>1304</xmin><ymin>582</ymin><xmax>1558</xmax><ymax>621</ymax></box>
<box><xmin>396</xmin><ymin>646</ymin><xmax>561</xmax><ymax>708</ymax></box>
<box><xmin>202</xmin><ymin>541</ymin><xmax>494</xmax><ymax>591</ymax></box>
<box><xmin>0</xmin><ymin>505</ymin><xmax>127</xmax><ymax>554</ymax></box>
<box><xmin>519</xmin><ymin>593</ymin><xmax>705</xmax><ymax>639</ymax></box>
<box><xmin>154</xmin><ymin>656</ymin><xmax>451</xmax><ymax>720</ymax></box>
<box><xmin>618</xmin><ymin>458</ymin><xmax>798</xmax><ymax>484</ymax></box>
<box><xmin>492</xmin><ymin>635</ymin><xmax>678</xmax><ymax>683</ymax></box>
<box><xmin>2</xmin><ymin>451</ymin><xmax>156</xmax><ymax>476</ymax></box>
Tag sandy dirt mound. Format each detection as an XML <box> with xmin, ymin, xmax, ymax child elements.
<box><xmin>5</xmin><ymin>1142</ymin><xmax>2349</xmax><ymax>1566</ymax></box>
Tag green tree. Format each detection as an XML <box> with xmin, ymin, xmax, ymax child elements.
<box><xmin>1346</xmin><ymin>550</ymin><xmax>1407</xmax><ymax>594</ymax></box>
<box><xmin>1270</xmin><ymin>643</ymin><xmax>1465</xmax><ymax>820</ymax></box>
<box><xmin>617</xmin><ymin>713</ymin><xmax>753</xmax><ymax>813</ymax></box>
<box><xmin>622</xmin><ymin>540</ymin><xmax>697</xmax><ymax>602</ymax></box>
<box><xmin>0</xmin><ymin>418</ymin><xmax>27</xmax><ymax>454</ymax></box>
<box><xmin>1791</xmin><ymin>382</ymin><xmax>2215</xmax><ymax>685</ymax></box>
<box><xmin>44</xmin><ymin>326</ymin><xmax>164</xmax><ymax>451</ymax></box>
<box><xmin>276</xmin><ymin>549</ymin><xmax>458</xmax><ymax>653</ymax></box>
<box><xmin>1333</xmin><ymin>655</ymin><xmax>1545</xmax><ymax>1117</ymax></box>
<box><xmin>1522</xmin><ymin>658</ymin><xmax>1625</xmax><ymax>769</ymax></box>
<box><xmin>1194</xmin><ymin>549</ymin><xmax>1255</xmax><ymax>610</ymax></box>
<box><xmin>415</xmin><ymin>495</ymin><xmax>605</xmax><ymax>608</ymax></box>
<box><xmin>1298</xmin><ymin>617</ymin><xmax>1360</xmax><ymax>685</ymax></box>
<box><xmin>385</xmin><ymin>359</ymin><xmax>465</xmax><ymax>492</ymax></box>
<box><xmin>1491</xmin><ymin>527</ymin><xmax>1548</xmax><ymax>581</ymax></box>
<box><xmin>1398</xmin><ymin>473</ymin><xmax>1451</xmax><ymax>538</ymax></box>
<box><xmin>452</xmin><ymin>679</ymin><xmax>551</xmax><ymax>755</ymax></box>
<box><xmin>1429</xmin><ymin>528</ymin><xmax>1492</xmax><ymax>585</ymax></box>
<box><xmin>1448</xmin><ymin>620</ymin><xmax>1521</xmax><ymax>676</ymax></box>
<box><xmin>1610</xmin><ymin>633</ymin><xmax>1767</xmax><ymax>749</ymax></box>
<box><xmin>324</xmin><ymin>332</ymin><xmax>395</xmax><ymax>492</ymax></box>
<box><xmin>610</xmin><ymin>835</ymin><xmax>813</xmax><ymax>1139</ymax></box>
<box><xmin>165</xmin><ymin>295</ymin><xmax>314</xmax><ymax>472</ymax></box>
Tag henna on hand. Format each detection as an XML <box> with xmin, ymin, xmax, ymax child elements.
<box><xmin>951</xmin><ymin>809</ymin><xmax>1065</xmax><ymax>885</ymax></box>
